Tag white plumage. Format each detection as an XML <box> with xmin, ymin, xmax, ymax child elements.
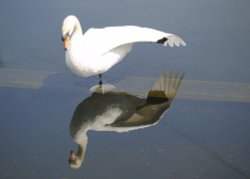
<box><xmin>61</xmin><ymin>15</ymin><xmax>186</xmax><ymax>80</ymax></box>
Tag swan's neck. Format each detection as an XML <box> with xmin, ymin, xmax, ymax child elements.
<box><xmin>73</xmin><ymin>19</ymin><xmax>83</xmax><ymax>35</ymax></box>
<box><xmin>75</xmin><ymin>132</ymin><xmax>88</xmax><ymax>161</ymax></box>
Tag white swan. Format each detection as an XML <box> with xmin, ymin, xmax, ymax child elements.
<box><xmin>61</xmin><ymin>15</ymin><xmax>186</xmax><ymax>84</ymax></box>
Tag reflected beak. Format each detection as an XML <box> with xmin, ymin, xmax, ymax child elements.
<box><xmin>63</xmin><ymin>35</ymin><xmax>70</xmax><ymax>50</ymax></box>
<box><xmin>70</xmin><ymin>150</ymin><xmax>78</xmax><ymax>162</ymax></box>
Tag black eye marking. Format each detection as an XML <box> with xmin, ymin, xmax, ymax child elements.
<box><xmin>61</xmin><ymin>32</ymin><xmax>71</xmax><ymax>41</ymax></box>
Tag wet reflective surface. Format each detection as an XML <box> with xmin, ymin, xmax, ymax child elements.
<box><xmin>1</xmin><ymin>0</ymin><xmax>250</xmax><ymax>178</ymax></box>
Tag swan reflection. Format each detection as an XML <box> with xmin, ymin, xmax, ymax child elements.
<box><xmin>69</xmin><ymin>72</ymin><xmax>184</xmax><ymax>169</ymax></box>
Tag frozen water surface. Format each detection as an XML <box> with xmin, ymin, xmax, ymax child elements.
<box><xmin>0</xmin><ymin>0</ymin><xmax>250</xmax><ymax>178</ymax></box>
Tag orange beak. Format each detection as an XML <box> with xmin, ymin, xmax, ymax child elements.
<box><xmin>64</xmin><ymin>36</ymin><xmax>70</xmax><ymax>50</ymax></box>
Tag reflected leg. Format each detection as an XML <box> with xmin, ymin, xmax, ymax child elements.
<box><xmin>98</xmin><ymin>74</ymin><xmax>103</xmax><ymax>85</ymax></box>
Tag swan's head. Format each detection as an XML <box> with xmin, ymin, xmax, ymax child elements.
<box><xmin>68</xmin><ymin>150</ymin><xmax>82</xmax><ymax>169</ymax></box>
<box><xmin>61</xmin><ymin>15</ymin><xmax>82</xmax><ymax>50</ymax></box>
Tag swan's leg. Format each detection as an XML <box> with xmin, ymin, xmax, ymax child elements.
<box><xmin>98</xmin><ymin>74</ymin><xmax>103</xmax><ymax>85</ymax></box>
<box><xmin>90</xmin><ymin>74</ymin><xmax>115</xmax><ymax>93</ymax></box>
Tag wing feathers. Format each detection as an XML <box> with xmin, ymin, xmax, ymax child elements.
<box><xmin>160</xmin><ymin>35</ymin><xmax>187</xmax><ymax>47</ymax></box>
<box><xmin>83</xmin><ymin>26</ymin><xmax>186</xmax><ymax>54</ymax></box>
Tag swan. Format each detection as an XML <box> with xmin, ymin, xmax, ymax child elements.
<box><xmin>68</xmin><ymin>71</ymin><xmax>184</xmax><ymax>169</ymax></box>
<box><xmin>61</xmin><ymin>15</ymin><xmax>186</xmax><ymax>85</ymax></box>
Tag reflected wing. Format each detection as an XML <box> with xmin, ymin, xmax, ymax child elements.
<box><xmin>108</xmin><ymin>71</ymin><xmax>184</xmax><ymax>128</ymax></box>
<box><xmin>108</xmin><ymin>102</ymin><xmax>170</xmax><ymax>128</ymax></box>
<box><xmin>83</xmin><ymin>26</ymin><xmax>186</xmax><ymax>54</ymax></box>
<box><xmin>149</xmin><ymin>71</ymin><xmax>185</xmax><ymax>101</ymax></box>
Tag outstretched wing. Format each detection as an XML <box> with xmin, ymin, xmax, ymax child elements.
<box><xmin>82</xmin><ymin>25</ymin><xmax>186</xmax><ymax>54</ymax></box>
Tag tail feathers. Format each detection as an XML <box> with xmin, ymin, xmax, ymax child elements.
<box><xmin>147</xmin><ymin>72</ymin><xmax>184</xmax><ymax>103</ymax></box>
